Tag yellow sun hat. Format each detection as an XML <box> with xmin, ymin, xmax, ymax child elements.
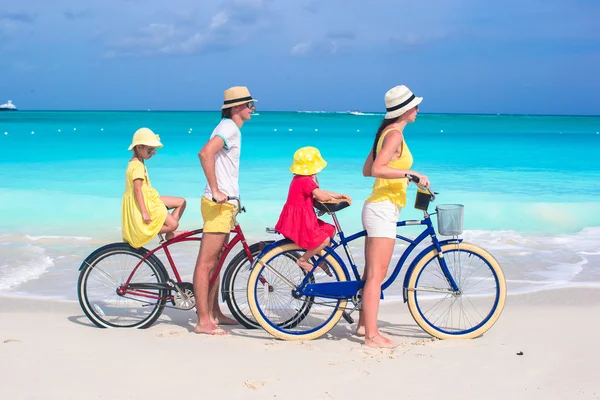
<box><xmin>289</xmin><ymin>146</ymin><xmax>327</xmax><ymax>176</ymax></box>
<box><xmin>128</xmin><ymin>127</ymin><xmax>163</xmax><ymax>150</ymax></box>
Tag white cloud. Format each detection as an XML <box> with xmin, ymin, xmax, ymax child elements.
<box><xmin>210</xmin><ymin>11</ymin><xmax>228</xmax><ymax>30</ymax></box>
<box><xmin>106</xmin><ymin>0</ymin><xmax>276</xmax><ymax>57</ymax></box>
<box><xmin>290</xmin><ymin>42</ymin><xmax>311</xmax><ymax>56</ymax></box>
<box><xmin>290</xmin><ymin>39</ymin><xmax>340</xmax><ymax>57</ymax></box>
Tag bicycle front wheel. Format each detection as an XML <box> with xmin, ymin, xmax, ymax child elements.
<box><xmin>247</xmin><ymin>242</ymin><xmax>348</xmax><ymax>341</ymax></box>
<box><xmin>78</xmin><ymin>243</ymin><xmax>169</xmax><ymax>328</ymax></box>
<box><xmin>221</xmin><ymin>241</ymin><xmax>275</xmax><ymax>329</ymax></box>
<box><xmin>406</xmin><ymin>242</ymin><xmax>506</xmax><ymax>339</ymax></box>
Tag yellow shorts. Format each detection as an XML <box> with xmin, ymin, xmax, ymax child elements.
<box><xmin>201</xmin><ymin>196</ymin><xmax>237</xmax><ymax>233</ymax></box>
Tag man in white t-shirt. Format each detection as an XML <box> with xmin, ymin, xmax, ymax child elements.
<box><xmin>193</xmin><ymin>86</ymin><xmax>257</xmax><ymax>335</ymax></box>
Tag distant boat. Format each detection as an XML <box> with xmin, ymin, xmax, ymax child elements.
<box><xmin>0</xmin><ymin>100</ymin><xmax>17</xmax><ymax>111</ymax></box>
<box><xmin>348</xmin><ymin>110</ymin><xmax>364</xmax><ymax>115</ymax></box>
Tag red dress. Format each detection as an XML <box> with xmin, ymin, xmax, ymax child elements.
<box><xmin>275</xmin><ymin>175</ymin><xmax>335</xmax><ymax>249</ymax></box>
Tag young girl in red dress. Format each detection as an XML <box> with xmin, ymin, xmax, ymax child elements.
<box><xmin>275</xmin><ymin>147</ymin><xmax>351</xmax><ymax>271</ymax></box>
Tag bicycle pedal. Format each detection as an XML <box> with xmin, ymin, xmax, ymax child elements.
<box><xmin>342</xmin><ymin>311</ymin><xmax>354</xmax><ymax>324</ymax></box>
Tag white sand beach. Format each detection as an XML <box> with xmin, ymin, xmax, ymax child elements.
<box><xmin>2</xmin><ymin>288</ymin><xmax>599</xmax><ymax>399</ymax></box>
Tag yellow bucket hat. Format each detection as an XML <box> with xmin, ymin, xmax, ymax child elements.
<box><xmin>128</xmin><ymin>128</ymin><xmax>163</xmax><ymax>150</ymax></box>
<box><xmin>290</xmin><ymin>146</ymin><xmax>327</xmax><ymax>176</ymax></box>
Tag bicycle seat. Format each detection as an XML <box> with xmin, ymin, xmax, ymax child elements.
<box><xmin>313</xmin><ymin>199</ymin><xmax>351</xmax><ymax>214</ymax></box>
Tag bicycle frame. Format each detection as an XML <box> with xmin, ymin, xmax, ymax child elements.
<box><xmin>117</xmin><ymin>224</ymin><xmax>254</xmax><ymax>302</ymax></box>
<box><xmin>260</xmin><ymin>211</ymin><xmax>462</xmax><ymax>302</ymax></box>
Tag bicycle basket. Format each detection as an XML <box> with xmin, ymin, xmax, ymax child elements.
<box><xmin>436</xmin><ymin>204</ymin><xmax>464</xmax><ymax>236</ymax></box>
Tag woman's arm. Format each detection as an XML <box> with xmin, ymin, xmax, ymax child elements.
<box><xmin>362</xmin><ymin>150</ymin><xmax>374</xmax><ymax>177</ymax></box>
<box><xmin>133</xmin><ymin>179</ymin><xmax>151</xmax><ymax>224</ymax></box>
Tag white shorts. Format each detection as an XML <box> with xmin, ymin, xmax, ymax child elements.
<box><xmin>361</xmin><ymin>200</ymin><xmax>400</xmax><ymax>239</ymax></box>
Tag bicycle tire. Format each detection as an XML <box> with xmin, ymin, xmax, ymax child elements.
<box><xmin>406</xmin><ymin>242</ymin><xmax>506</xmax><ymax>339</ymax></box>
<box><xmin>221</xmin><ymin>241</ymin><xmax>273</xmax><ymax>329</ymax></box>
<box><xmin>77</xmin><ymin>242</ymin><xmax>169</xmax><ymax>328</ymax></box>
<box><xmin>247</xmin><ymin>242</ymin><xmax>348</xmax><ymax>341</ymax></box>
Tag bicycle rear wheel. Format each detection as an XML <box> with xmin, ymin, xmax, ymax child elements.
<box><xmin>247</xmin><ymin>242</ymin><xmax>348</xmax><ymax>341</ymax></box>
<box><xmin>406</xmin><ymin>242</ymin><xmax>506</xmax><ymax>339</ymax></box>
<box><xmin>78</xmin><ymin>243</ymin><xmax>169</xmax><ymax>328</ymax></box>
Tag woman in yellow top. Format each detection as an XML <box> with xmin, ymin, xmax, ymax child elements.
<box><xmin>122</xmin><ymin>128</ymin><xmax>187</xmax><ymax>248</ymax></box>
<box><xmin>357</xmin><ymin>86</ymin><xmax>431</xmax><ymax>349</ymax></box>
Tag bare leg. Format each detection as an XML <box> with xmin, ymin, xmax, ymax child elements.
<box><xmin>296</xmin><ymin>238</ymin><xmax>330</xmax><ymax>272</ymax></box>
<box><xmin>160</xmin><ymin>197</ymin><xmax>187</xmax><ymax>240</ymax></box>
<box><xmin>356</xmin><ymin>239</ymin><xmax>369</xmax><ymax>337</ymax></box>
<box><xmin>161</xmin><ymin>196</ymin><xmax>186</xmax><ymax>221</ymax></box>
<box><xmin>209</xmin><ymin>276</ymin><xmax>238</xmax><ymax>325</ymax></box>
<box><xmin>193</xmin><ymin>233</ymin><xmax>228</xmax><ymax>335</ymax></box>
<box><xmin>363</xmin><ymin>237</ymin><xmax>397</xmax><ymax>348</ymax></box>
<box><xmin>207</xmin><ymin>234</ymin><xmax>238</xmax><ymax>325</ymax></box>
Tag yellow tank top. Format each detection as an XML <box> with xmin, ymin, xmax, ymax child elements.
<box><xmin>365</xmin><ymin>128</ymin><xmax>413</xmax><ymax>207</ymax></box>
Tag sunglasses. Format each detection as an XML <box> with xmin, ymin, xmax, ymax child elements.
<box><xmin>147</xmin><ymin>147</ymin><xmax>157</xmax><ymax>155</ymax></box>
<box><xmin>246</xmin><ymin>101</ymin><xmax>255</xmax><ymax>109</ymax></box>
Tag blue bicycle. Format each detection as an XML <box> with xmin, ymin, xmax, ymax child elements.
<box><xmin>246</xmin><ymin>178</ymin><xmax>506</xmax><ymax>341</ymax></box>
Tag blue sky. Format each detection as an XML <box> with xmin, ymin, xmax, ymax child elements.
<box><xmin>1</xmin><ymin>0</ymin><xmax>599</xmax><ymax>114</ymax></box>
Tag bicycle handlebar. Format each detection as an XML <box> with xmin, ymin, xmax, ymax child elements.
<box><xmin>211</xmin><ymin>196</ymin><xmax>246</xmax><ymax>214</ymax></box>
<box><xmin>406</xmin><ymin>174</ymin><xmax>436</xmax><ymax>202</ymax></box>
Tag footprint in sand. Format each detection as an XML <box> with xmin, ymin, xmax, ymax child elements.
<box><xmin>412</xmin><ymin>338</ymin><xmax>436</xmax><ymax>346</ymax></box>
<box><xmin>244</xmin><ymin>380</ymin><xmax>267</xmax><ymax>391</ymax></box>
<box><xmin>297</xmin><ymin>341</ymin><xmax>313</xmax><ymax>349</ymax></box>
<box><xmin>156</xmin><ymin>330</ymin><xmax>184</xmax><ymax>338</ymax></box>
<box><xmin>3</xmin><ymin>339</ymin><xmax>22</xmax><ymax>344</ymax></box>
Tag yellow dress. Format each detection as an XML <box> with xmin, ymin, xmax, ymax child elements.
<box><xmin>365</xmin><ymin>128</ymin><xmax>414</xmax><ymax>207</ymax></box>
<box><xmin>121</xmin><ymin>160</ymin><xmax>168</xmax><ymax>248</ymax></box>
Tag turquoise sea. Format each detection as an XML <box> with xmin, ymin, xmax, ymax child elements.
<box><xmin>1</xmin><ymin>111</ymin><xmax>600</xmax><ymax>300</ymax></box>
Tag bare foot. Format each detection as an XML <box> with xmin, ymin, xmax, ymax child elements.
<box><xmin>194</xmin><ymin>322</ymin><xmax>228</xmax><ymax>335</ymax></box>
<box><xmin>297</xmin><ymin>258</ymin><xmax>332</xmax><ymax>276</ymax></box>
<box><xmin>211</xmin><ymin>314</ymin><xmax>239</xmax><ymax>326</ymax></box>
<box><xmin>364</xmin><ymin>334</ymin><xmax>397</xmax><ymax>349</ymax></box>
<box><xmin>165</xmin><ymin>230</ymin><xmax>189</xmax><ymax>241</ymax></box>
<box><xmin>355</xmin><ymin>325</ymin><xmax>365</xmax><ymax>337</ymax></box>
<box><xmin>296</xmin><ymin>258</ymin><xmax>314</xmax><ymax>273</ymax></box>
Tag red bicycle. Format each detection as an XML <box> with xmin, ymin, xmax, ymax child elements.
<box><xmin>77</xmin><ymin>197</ymin><xmax>274</xmax><ymax>329</ymax></box>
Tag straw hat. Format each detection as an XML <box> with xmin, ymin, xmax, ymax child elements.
<box><xmin>384</xmin><ymin>85</ymin><xmax>423</xmax><ymax>119</ymax></box>
<box><xmin>128</xmin><ymin>127</ymin><xmax>163</xmax><ymax>150</ymax></box>
<box><xmin>221</xmin><ymin>86</ymin><xmax>258</xmax><ymax>109</ymax></box>
<box><xmin>290</xmin><ymin>146</ymin><xmax>327</xmax><ymax>176</ymax></box>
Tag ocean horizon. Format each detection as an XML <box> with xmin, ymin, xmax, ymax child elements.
<box><xmin>1</xmin><ymin>110</ymin><xmax>599</xmax><ymax>301</ymax></box>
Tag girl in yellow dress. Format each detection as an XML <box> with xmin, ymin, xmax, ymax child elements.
<box><xmin>122</xmin><ymin>128</ymin><xmax>186</xmax><ymax>248</ymax></box>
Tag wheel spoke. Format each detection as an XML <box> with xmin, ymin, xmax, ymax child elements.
<box><xmin>79</xmin><ymin>245</ymin><xmax>166</xmax><ymax>328</ymax></box>
<box><xmin>408</xmin><ymin>243</ymin><xmax>505</xmax><ymax>338</ymax></box>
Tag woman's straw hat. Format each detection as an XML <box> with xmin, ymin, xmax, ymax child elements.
<box><xmin>128</xmin><ymin>128</ymin><xmax>163</xmax><ymax>150</ymax></box>
<box><xmin>221</xmin><ymin>86</ymin><xmax>258</xmax><ymax>109</ymax></box>
<box><xmin>290</xmin><ymin>146</ymin><xmax>328</xmax><ymax>176</ymax></box>
<box><xmin>384</xmin><ymin>85</ymin><xmax>423</xmax><ymax>119</ymax></box>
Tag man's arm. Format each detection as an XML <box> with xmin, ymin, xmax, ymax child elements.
<box><xmin>199</xmin><ymin>136</ymin><xmax>228</xmax><ymax>203</ymax></box>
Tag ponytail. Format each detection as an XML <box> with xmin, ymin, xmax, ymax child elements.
<box><xmin>371</xmin><ymin>118</ymin><xmax>398</xmax><ymax>160</ymax></box>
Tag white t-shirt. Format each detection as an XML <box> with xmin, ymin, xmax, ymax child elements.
<box><xmin>203</xmin><ymin>118</ymin><xmax>242</xmax><ymax>201</ymax></box>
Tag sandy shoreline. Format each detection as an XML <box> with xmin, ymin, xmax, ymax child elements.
<box><xmin>2</xmin><ymin>289</ymin><xmax>600</xmax><ymax>399</ymax></box>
